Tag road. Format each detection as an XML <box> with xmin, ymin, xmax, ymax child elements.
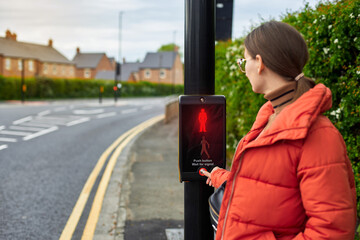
<box><xmin>0</xmin><ymin>97</ymin><xmax>167</xmax><ymax>240</ymax></box>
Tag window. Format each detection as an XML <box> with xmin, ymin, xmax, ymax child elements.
<box><xmin>61</xmin><ymin>66</ymin><xmax>65</xmax><ymax>75</ymax></box>
<box><xmin>18</xmin><ymin>59</ymin><xmax>22</xmax><ymax>71</ymax></box>
<box><xmin>145</xmin><ymin>69</ymin><xmax>151</xmax><ymax>79</ymax></box>
<box><xmin>84</xmin><ymin>68</ymin><xmax>91</xmax><ymax>78</ymax></box>
<box><xmin>28</xmin><ymin>60</ymin><xmax>34</xmax><ymax>71</ymax></box>
<box><xmin>70</xmin><ymin>67</ymin><xmax>74</xmax><ymax>76</ymax></box>
<box><xmin>159</xmin><ymin>69</ymin><xmax>166</xmax><ymax>79</ymax></box>
<box><xmin>43</xmin><ymin>63</ymin><xmax>48</xmax><ymax>74</ymax></box>
<box><xmin>5</xmin><ymin>58</ymin><xmax>11</xmax><ymax>70</ymax></box>
<box><xmin>53</xmin><ymin>65</ymin><xmax>57</xmax><ymax>74</ymax></box>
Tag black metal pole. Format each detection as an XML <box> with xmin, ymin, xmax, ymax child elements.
<box><xmin>184</xmin><ymin>0</ymin><xmax>215</xmax><ymax>239</ymax></box>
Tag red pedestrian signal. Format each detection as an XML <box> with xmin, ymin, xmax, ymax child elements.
<box><xmin>198</xmin><ymin>109</ymin><xmax>207</xmax><ymax>132</ymax></box>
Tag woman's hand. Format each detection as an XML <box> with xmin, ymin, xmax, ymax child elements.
<box><xmin>201</xmin><ymin>167</ymin><xmax>221</xmax><ymax>187</ymax></box>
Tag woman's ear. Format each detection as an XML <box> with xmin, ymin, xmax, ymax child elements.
<box><xmin>255</xmin><ymin>54</ymin><xmax>265</xmax><ymax>74</ymax></box>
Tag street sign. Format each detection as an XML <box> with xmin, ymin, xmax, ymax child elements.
<box><xmin>179</xmin><ymin>95</ymin><xmax>226</xmax><ymax>182</ymax></box>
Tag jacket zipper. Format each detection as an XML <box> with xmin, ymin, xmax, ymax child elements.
<box><xmin>221</xmin><ymin>151</ymin><xmax>245</xmax><ymax>240</ymax></box>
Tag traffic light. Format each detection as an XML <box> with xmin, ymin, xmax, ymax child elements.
<box><xmin>179</xmin><ymin>95</ymin><xmax>226</xmax><ymax>181</ymax></box>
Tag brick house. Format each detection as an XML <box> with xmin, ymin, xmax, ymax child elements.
<box><xmin>0</xmin><ymin>30</ymin><xmax>75</xmax><ymax>79</ymax></box>
<box><xmin>138</xmin><ymin>51</ymin><xmax>183</xmax><ymax>84</ymax></box>
<box><xmin>72</xmin><ymin>48</ymin><xmax>115</xmax><ymax>79</ymax></box>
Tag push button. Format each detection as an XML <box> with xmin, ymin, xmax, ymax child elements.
<box><xmin>199</xmin><ymin>168</ymin><xmax>207</xmax><ymax>176</ymax></box>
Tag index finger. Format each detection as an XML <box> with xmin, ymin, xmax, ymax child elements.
<box><xmin>201</xmin><ymin>169</ymin><xmax>211</xmax><ymax>178</ymax></box>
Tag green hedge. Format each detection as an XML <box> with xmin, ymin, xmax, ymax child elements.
<box><xmin>0</xmin><ymin>76</ymin><xmax>184</xmax><ymax>100</ymax></box>
<box><xmin>215</xmin><ymin>0</ymin><xmax>360</xmax><ymax>228</ymax></box>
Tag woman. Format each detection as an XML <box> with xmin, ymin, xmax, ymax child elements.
<box><xmin>202</xmin><ymin>21</ymin><xmax>357</xmax><ymax>239</ymax></box>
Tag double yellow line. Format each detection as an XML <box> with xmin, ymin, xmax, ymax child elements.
<box><xmin>59</xmin><ymin>114</ymin><xmax>165</xmax><ymax>240</ymax></box>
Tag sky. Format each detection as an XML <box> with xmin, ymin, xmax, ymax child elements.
<box><xmin>0</xmin><ymin>0</ymin><xmax>321</xmax><ymax>63</ymax></box>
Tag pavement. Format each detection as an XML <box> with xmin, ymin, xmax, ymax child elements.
<box><xmin>94</xmin><ymin>116</ymin><xmax>184</xmax><ymax>240</ymax></box>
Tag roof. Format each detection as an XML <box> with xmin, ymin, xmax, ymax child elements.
<box><xmin>95</xmin><ymin>62</ymin><xmax>141</xmax><ymax>81</ymax></box>
<box><xmin>95</xmin><ymin>70</ymin><xmax>116</xmax><ymax>80</ymax></box>
<box><xmin>72</xmin><ymin>53</ymin><xmax>105</xmax><ymax>68</ymax></box>
<box><xmin>120</xmin><ymin>62</ymin><xmax>141</xmax><ymax>80</ymax></box>
<box><xmin>0</xmin><ymin>37</ymin><xmax>73</xmax><ymax>64</ymax></box>
<box><xmin>140</xmin><ymin>51</ymin><xmax>177</xmax><ymax>69</ymax></box>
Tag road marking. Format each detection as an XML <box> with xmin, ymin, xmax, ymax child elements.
<box><xmin>0</xmin><ymin>137</ymin><xmax>17</xmax><ymax>143</ymax></box>
<box><xmin>96</xmin><ymin>112</ymin><xmax>116</xmax><ymax>119</ymax></box>
<box><xmin>59</xmin><ymin>123</ymin><xmax>138</xmax><ymax>240</ymax></box>
<box><xmin>34</xmin><ymin>117</ymin><xmax>73</xmax><ymax>126</ymax></box>
<box><xmin>38</xmin><ymin>110</ymin><xmax>51</xmax><ymax>116</ymax></box>
<box><xmin>20</xmin><ymin>122</ymin><xmax>54</xmax><ymax>128</ymax></box>
<box><xmin>82</xmin><ymin>114</ymin><xmax>164</xmax><ymax>240</ymax></box>
<box><xmin>9</xmin><ymin>126</ymin><xmax>47</xmax><ymax>132</ymax></box>
<box><xmin>66</xmin><ymin>118</ymin><xmax>90</xmax><ymax>127</ymax></box>
<box><xmin>121</xmin><ymin>108</ymin><xmax>137</xmax><ymax>114</ymax></box>
<box><xmin>59</xmin><ymin>114</ymin><xmax>165</xmax><ymax>240</ymax></box>
<box><xmin>166</xmin><ymin>229</ymin><xmax>184</xmax><ymax>240</ymax></box>
<box><xmin>13</xmin><ymin>116</ymin><xmax>32</xmax><ymax>125</ymax></box>
<box><xmin>73</xmin><ymin>109</ymin><xmax>104</xmax><ymax>115</ymax></box>
<box><xmin>23</xmin><ymin>126</ymin><xmax>59</xmax><ymax>141</ymax></box>
<box><xmin>0</xmin><ymin>130</ymin><xmax>32</xmax><ymax>136</ymax></box>
<box><xmin>0</xmin><ymin>145</ymin><xmax>8</xmax><ymax>151</ymax></box>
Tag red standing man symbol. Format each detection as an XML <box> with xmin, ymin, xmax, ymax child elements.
<box><xmin>198</xmin><ymin>108</ymin><xmax>207</xmax><ymax>132</ymax></box>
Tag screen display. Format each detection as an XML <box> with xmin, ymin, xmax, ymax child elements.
<box><xmin>180</xmin><ymin>103</ymin><xmax>225</xmax><ymax>173</ymax></box>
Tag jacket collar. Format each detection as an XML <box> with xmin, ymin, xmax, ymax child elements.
<box><xmin>244</xmin><ymin>84</ymin><xmax>332</xmax><ymax>147</ymax></box>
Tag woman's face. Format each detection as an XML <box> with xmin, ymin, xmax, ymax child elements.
<box><xmin>244</xmin><ymin>48</ymin><xmax>264</xmax><ymax>94</ymax></box>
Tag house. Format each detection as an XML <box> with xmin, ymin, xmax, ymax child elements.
<box><xmin>138</xmin><ymin>51</ymin><xmax>183</xmax><ymax>84</ymax></box>
<box><xmin>0</xmin><ymin>30</ymin><xmax>75</xmax><ymax>79</ymax></box>
<box><xmin>72</xmin><ymin>48</ymin><xmax>115</xmax><ymax>79</ymax></box>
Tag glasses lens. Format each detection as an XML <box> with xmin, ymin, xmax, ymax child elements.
<box><xmin>237</xmin><ymin>59</ymin><xmax>246</xmax><ymax>72</ymax></box>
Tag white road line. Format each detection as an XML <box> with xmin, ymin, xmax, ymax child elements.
<box><xmin>38</xmin><ymin>110</ymin><xmax>51</xmax><ymax>116</ymax></box>
<box><xmin>0</xmin><ymin>145</ymin><xmax>8</xmax><ymax>151</ymax></box>
<box><xmin>13</xmin><ymin>116</ymin><xmax>33</xmax><ymax>125</ymax></box>
<box><xmin>20</xmin><ymin>122</ymin><xmax>55</xmax><ymax>128</ymax></box>
<box><xmin>23</xmin><ymin>126</ymin><xmax>59</xmax><ymax>141</ymax></box>
<box><xmin>73</xmin><ymin>109</ymin><xmax>104</xmax><ymax>115</ymax></box>
<box><xmin>0</xmin><ymin>126</ymin><xmax>5</xmax><ymax>131</ymax></box>
<box><xmin>9</xmin><ymin>126</ymin><xmax>46</xmax><ymax>132</ymax></box>
<box><xmin>0</xmin><ymin>137</ymin><xmax>17</xmax><ymax>143</ymax></box>
<box><xmin>121</xmin><ymin>108</ymin><xmax>137</xmax><ymax>114</ymax></box>
<box><xmin>66</xmin><ymin>118</ymin><xmax>90</xmax><ymax>127</ymax></box>
<box><xmin>34</xmin><ymin>117</ymin><xmax>73</xmax><ymax>125</ymax></box>
<box><xmin>0</xmin><ymin>130</ymin><xmax>32</xmax><ymax>136</ymax></box>
<box><xmin>96</xmin><ymin>112</ymin><xmax>117</xmax><ymax>119</ymax></box>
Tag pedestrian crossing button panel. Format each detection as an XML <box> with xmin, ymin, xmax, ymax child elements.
<box><xmin>179</xmin><ymin>95</ymin><xmax>226</xmax><ymax>182</ymax></box>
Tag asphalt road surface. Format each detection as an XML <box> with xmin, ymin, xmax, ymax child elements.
<box><xmin>0</xmin><ymin>97</ymin><xmax>167</xmax><ymax>240</ymax></box>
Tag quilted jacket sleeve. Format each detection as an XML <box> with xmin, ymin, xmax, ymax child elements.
<box><xmin>295</xmin><ymin>125</ymin><xmax>357</xmax><ymax>239</ymax></box>
<box><xmin>211</xmin><ymin>168</ymin><xmax>230</xmax><ymax>189</ymax></box>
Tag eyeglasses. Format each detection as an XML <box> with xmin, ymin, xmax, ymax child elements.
<box><xmin>236</xmin><ymin>58</ymin><xmax>246</xmax><ymax>73</ymax></box>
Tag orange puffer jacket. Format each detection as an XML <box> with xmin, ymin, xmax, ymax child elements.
<box><xmin>211</xmin><ymin>84</ymin><xmax>357</xmax><ymax>240</ymax></box>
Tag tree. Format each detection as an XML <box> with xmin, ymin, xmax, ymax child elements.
<box><xmin>157</xmin><ymin>43</ymin><xmax>179</xmax><ymax>52</ymax></box>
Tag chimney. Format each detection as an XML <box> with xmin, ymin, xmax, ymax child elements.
<box><xmin>5</xmin><ymin>30</ymin><xmax>11</xmax><ymax>39</ymax></box>
<box><xmin>48</xmin><ymin>39</ymin><xmax>53</xmax><ymax>47</ymax></box>
<box><xmin>76</xmin><ymin>47</ymin><xmax>80</xmax><ymax>54</ymax></box>
<box><xmin>123</xmin><ymin>57</ymin><xmax>126</xmax><ymax>64</ymax></box>
<box><xmin>5</xmin><ymin>30</ymin><xmax>17</xmax><ymax>41</ymax></box>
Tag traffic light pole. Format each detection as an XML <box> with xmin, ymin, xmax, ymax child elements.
<box><xmin>184</xmin><ymin>0</ymin><xmax>215</xmax><ymax>239</ymax></box>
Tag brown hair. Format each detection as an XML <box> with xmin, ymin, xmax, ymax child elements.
<box><xmin>244</xmin><ymin>21</ymin><xmax>315</xmax><ymax>100</ymax></box>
